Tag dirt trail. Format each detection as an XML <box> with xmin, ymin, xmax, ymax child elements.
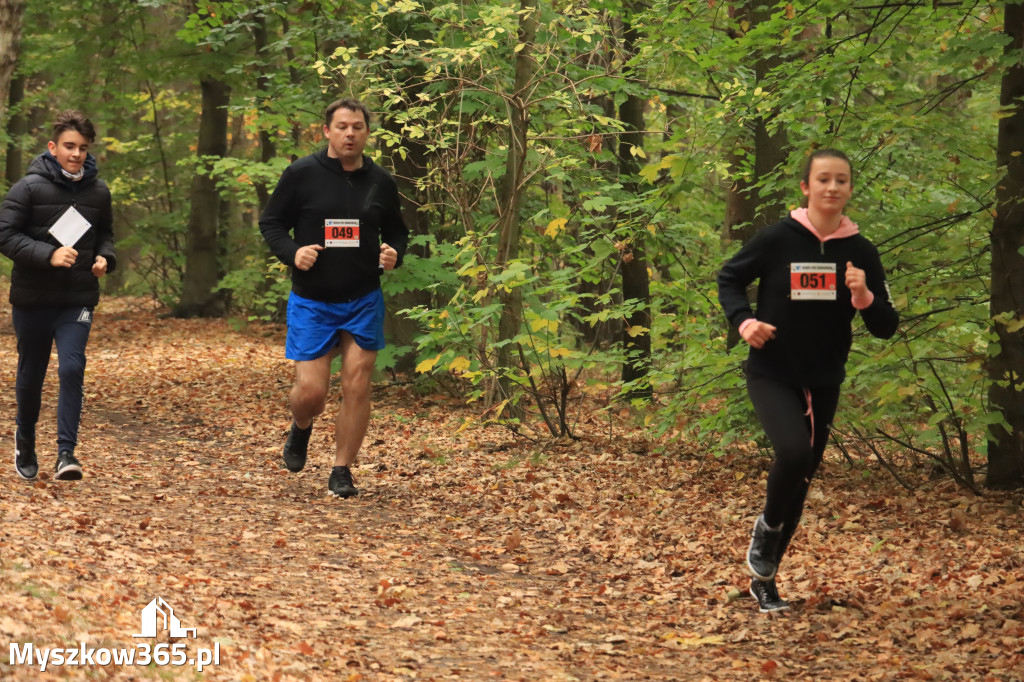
<box><xmin>1</xmin><ymin>300</ymin><xmax>1022</xmax><ymax>681</ymax></box>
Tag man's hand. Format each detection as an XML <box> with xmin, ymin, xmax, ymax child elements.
<box><xmin>845</xmin><ymin>261</ymin><xmax>867</xmax><ymax>298</ymax></box>
<box><xmin>294</xmin><ymin>244</ymin><xmax>324</xmax><ymax>271</ymax></box>
<box><xmin>379</xmin><ymin>243</ymin><xmax>398</xmax><ymax>271</ymax></box>
<box><xmin>741</xmin><ymin>320</ymin><xmax>777</xmax><ymax>349</ymax></box>
<box><xmin>92</xmin><ymin>255</ymin><xmax>107</xmax><ymax>277</ymax></box>
<box><xmin>50</xmin><ymin>246</ymin><xmax>77</xmax><ymax>268</ymax></box>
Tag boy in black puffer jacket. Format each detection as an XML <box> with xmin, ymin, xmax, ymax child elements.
<box><xmin>0</xmin><ymin>110</ymin><xmax>116</xmax><ymax>481</ymax></box>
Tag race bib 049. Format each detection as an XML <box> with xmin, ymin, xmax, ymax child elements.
<box><xmin>790</xmin><ymin>262</ymin><xmax>837</xmax><ymax>300</ymax></box>
<box><xmin>325</xmin><ymin>219</ymin><xmax>359</xmax><ymax>247</ymax></box>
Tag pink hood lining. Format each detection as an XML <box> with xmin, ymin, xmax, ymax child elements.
<box><xmin>789</xmin><ymin>207</ymin><xmax>859</xmax><ymax>240</ymax></box>
<box><xmin>789</xmin><ymin>208</ymin><xmax>874</xmax><ymax>310</ymax></box>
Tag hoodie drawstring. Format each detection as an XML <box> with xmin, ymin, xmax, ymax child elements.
<box><xmin>803</xmin><ymin>387</ymin><xmax>814</xmax><ymax>447</ymax></box>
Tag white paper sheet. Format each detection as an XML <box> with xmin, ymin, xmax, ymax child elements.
<box><xmin>48</xmin><ymin>206</ymin><xmax>91</xmax><ymax>247</ymax></box>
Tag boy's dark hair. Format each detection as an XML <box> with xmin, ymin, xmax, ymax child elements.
<box><xmin>325</xmin><ymin>98</ymin><xmax>371</xmax><ymax>129</ymax></box>
<box><xmin>801</xmin><ymin>147</ymin><xmax>853</xmax><ymax>186</ymax></box>
<box><xmin>52</xmin><ymin>110</ymin><xmax>96</xmax><ymax>143</ymax></box>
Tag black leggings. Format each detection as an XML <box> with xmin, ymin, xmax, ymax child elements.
<box><xmin>747</xmin><ymin>374</ymin><xmax>841</xmax><ymax>529</ymax></box>
<box><xmin>13</xmin><ymin>305</ymin><xmax>93</xmax><ymax>451</ymax></box>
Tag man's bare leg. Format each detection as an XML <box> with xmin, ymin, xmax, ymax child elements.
<box><xmin>291</xmin><ymin>354</ymin><xmax>332</xmax><ymax>428</ymax></box>
<box><xmin>282</xmin><ymin>353</ymin><xmax>332</xmax><ymax>472</ymax></box>
<box><xmin>333</xmin><ymin>332</ymin><xmax>376</xmax><ymax>468</ymax></box>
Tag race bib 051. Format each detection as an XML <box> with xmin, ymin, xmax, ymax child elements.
<box><xmin>790</xmin><ymin>262</ymin><xmax>837</xmax><ymax>300</ymax></box>
<box><xmin>325</xmin><ymin>219</ymin><xmax>359</xmax><ymax>248</ymax></box>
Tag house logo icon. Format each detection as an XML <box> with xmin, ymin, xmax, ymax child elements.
<box><xmin>133</xmin><ymin>597</ymin><xmax>197</xmax><ymax>639</ymax></box>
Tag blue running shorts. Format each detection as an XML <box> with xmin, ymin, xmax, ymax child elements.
<box><xmin>286</xmin><ymin>289</ymin><xmax>386</xmax><ymax>360</ymax></box>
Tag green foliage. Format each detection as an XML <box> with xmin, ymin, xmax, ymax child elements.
<box><xmin>400</xmin><ymin>235</ymin><xmax>634</xmax><ymax>436</ymax></box>
<box><xmin>277</xmin><ymin>0</ymin><xmax>1006</xmax><ymax>469</ymax></box>
<box><xmin>216</xmin><ymin>258</ymin><xmax>290</xmax><ymax>322</ymax></box>
<box><xmin>625</xmin><ymin>0</ymin><xmax>1004</xmax><ymax>476</ymax></box>
<box><xmin>7</xmin><ymin>0</ymin><xmax>1014</xmax><ymax>484</ymax></box>
<box><xmin>380</xmin><ymin>234</ymin><xmax>462</xmax><ymax>300</ymax></box>
<box><xmin>301</xmin><ymin>0</ymin><xmax>649</xmax><ymax>436</ymax></box>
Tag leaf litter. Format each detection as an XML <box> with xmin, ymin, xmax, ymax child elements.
<box><xmin>0</xmin><ymin>298</ymin><xmax>1021</xmax><ymax>680</ymax></box>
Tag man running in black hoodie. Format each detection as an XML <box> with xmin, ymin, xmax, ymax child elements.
<box><xmin>260</xmin><ymin>98</ymin><xmax>409</xmax><ymax>499</ymax></box>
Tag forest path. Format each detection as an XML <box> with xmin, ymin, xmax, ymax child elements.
<box><xmin>1</xmin><ymin>299</ymin><xmax>1022</xmax><ymax>681</ymax></box>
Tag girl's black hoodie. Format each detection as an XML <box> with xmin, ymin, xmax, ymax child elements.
<box><xmin>717</xmin><ymin>214</ymin><xmax>898</xmax><ymax>387</ymax></box>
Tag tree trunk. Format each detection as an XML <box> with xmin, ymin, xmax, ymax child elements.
<box><xmin>97</xmin><ymin>0</ymin><xmax>127</xmax><ymax>293</ymax></box>
<box><xmin>381</xmin><ymin>112</ymin><xmax>430</xmax><ymax>375</ymax></box>
<box><xmin>1</xmin><ymin>0</ymin><xmax>24</xmax><ymax>191</ymax></box>
<box><xmin>616</xmin><ymin>3</ymin><xmax>651</xmax><ymax>399</ymax></box>
<box><xmin>747</xmin><ymin>0</ymin><xmax>790</xmax><ymax>227</ymax></box>
<box><xmin>4</xmin><ymin>73</ymin><xmax>24</xmax><ymax>188</ymax></box>
<box><xmin>252</xmin><ymin>11</ymin><xmax>276</xmax><ymax>211</ymax></box>
<box><xmin>493</xmin><ymin>0</ymin><xmax>538</xmax><ymax>410</ymax></box>
<box><xmin>374</xmin><ymin>11</ymin><xmax>434</xmax><ymax>375</ymax></box>
<box><xmin>0</xmin><ymin>0</ymin><xmax>24</xmax><ymax>123</ymax></box>
<box><xmin>174</xmin><ymin>76</ymin><xmax>230</xmax><ymax>318</ymax></box>
<box><xmin>986</xmin><ymin>3</ymin><xmax>1024</xmax><ymax>490</ymax></box>
<box><xmin>720</xmin><ymin>0</ymin><xmax>791</xmax><ymax>349</ymax></box>
<box><xmin>722</xmin><ymin>0</ymin><xmax>791</xmax><ymax>239</ymax></box>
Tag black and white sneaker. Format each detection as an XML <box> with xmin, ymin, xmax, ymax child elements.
<box><xmin>328</xmin><ymin>465</ymin><xmax>358</xmax><ymax>498</ymax></box>
<box><xmin>54</xmin><ymin>450</ymin><xmax>83</xmax><ymax>480</ymax></box>
<box><xmin>750</xmin><ymin>578</ymin><xmax>790</xmax><ymax>613</ymax></box>
<box><xmin>282</xmin><ymin>423</ymin><xmax>312</xmax><ymax>472</ymax></box>
<box><xmin>747</xmin><ymin>514</ymin><xmax>784</xmax><ymax>581</ymax></box>
<box><xmin>14</xmin><ymin>429</ymin><xmax>37</xmax><ymax>480</ymax></box>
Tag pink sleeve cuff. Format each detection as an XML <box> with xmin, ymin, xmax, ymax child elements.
<box><xmin>851</xmin><ymin>290</ymin><xmax>875</xmax><ymax>310</ymax></box>
<box><xmin>738</xmin><ymin>318</ymin><xmax>756</xmax><ymax>335</ymax></box>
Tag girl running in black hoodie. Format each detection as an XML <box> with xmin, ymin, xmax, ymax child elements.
<box><xmin>717</xmin><ymin>149</ymin><xmax>899</xmax><ymax>612</ymax></box>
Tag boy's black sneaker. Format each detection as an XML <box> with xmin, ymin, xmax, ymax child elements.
<box><xmin>747</xmin><ymin>514</ymin><xmax>783</xmax><ymax>581</ymax></box>
<box><xmin>55</xmin><ymin>450</ymin><xmax>83</xmax><ymax>480</ymax></box>
<box><xmin>328</xmin><ymin>465</ymin><xmax>358</xmax><ymax>498</ymax></box>
<box><xmin>14</xmin><ymin>429</ymin><xmax>37</xmax><ymax>480</ymax></box>
<box><xmin>750</xmin><ymin>578</ymin><xmax>790</xmax><ymax>613</ymax></box>
<box><xmin>282</xmin><ymin>422</ymin><xmax>312</xmax><ymax>472</ymax></box>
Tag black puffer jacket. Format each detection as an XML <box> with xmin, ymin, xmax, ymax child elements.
<box><xmin>0</xmin><ymin>152</ymin><xmax>116</xmax><ymax>307</ymax></box>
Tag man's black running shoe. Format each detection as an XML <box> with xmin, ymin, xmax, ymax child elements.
<box><xmin>328</xmin><ymin>465</ymin><xmax>358</xmax><ymax>498</ymax></box>
<box><xmin>282</xmin><ymin>422</ymin><xmax>312</xmax><ymax>472</ymax></box>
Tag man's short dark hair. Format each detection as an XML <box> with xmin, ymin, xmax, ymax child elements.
<box><xmin>52</xmin><ymin>110</ymin><xmax>96</xmax><ymax>143</ymax></box>
<box><xmin>325</xmin><ymin>98</ymin><xmax>371</xmax><ymax>129</ymax></box>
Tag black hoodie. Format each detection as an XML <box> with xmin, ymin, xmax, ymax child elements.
<box><xmin>0</xmin><ymin>152</ymin><xmax>116</xmax><ymax>307</ymax></box>
<box><xmin>717</xmin><ymin>215</ymin><xmax>898</xmax><ymax>387</ymax></box>
<box><xmin>259</xmin><ymin>150</ymin><xmax>409</xmax><ymax>303</ymax></box>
